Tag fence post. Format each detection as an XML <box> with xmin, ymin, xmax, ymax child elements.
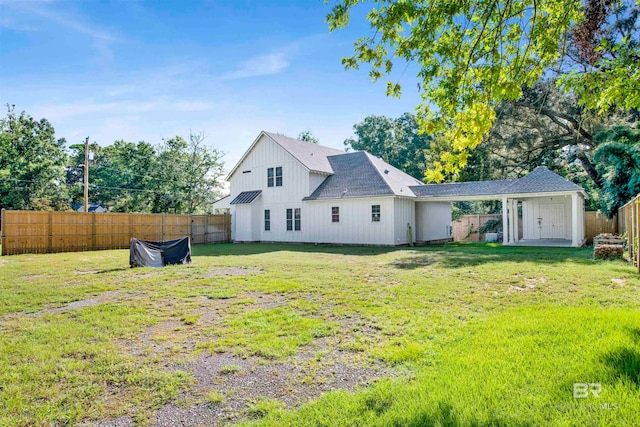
<box><xmin>48</xmin><ymin>211</ymin><xmax>53</xmax><ymax>253</ymax></box>
<box><xmin>129</xmin><ymin>213</ymin><xmax>133</xmax><ymax>242</ymax></box>
<box><xmin>190</xmin><ymin>214</ymin><xmax>193</xmax><ymax>243</ymax></box>
<box><xmin>161</xmin><ymin>214</ymin><xmax>165</xmax><ymax>241</ymax></box>
<box><xmin>1</xmin><ymin>209</ymin><xmax>4</xmax><ymax>256</ymax></box>
<box><xmin>636</xmin><ymin>201</ymin><xmax>639</xmax><ymax>272</ymax></box>
<box><xmin>91</xmin><ymin>212</ymin><xmax>96</xmax><ymax>250</ymax></box>
<box><xmin>204</xmin><ymin>215</ymin><xmax>209</xmax><ymax>244</ymax></box>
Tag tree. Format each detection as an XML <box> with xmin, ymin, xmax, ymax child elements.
<box><xmin>298</xmin><ymin>130</ymin><xmax>319</xmax><ymax>144</ymax></box>
<box><xmin>182</xmin><ymin>132</ymin><xmax>225</xmax><ymax>214</ymax></box>
<box><xmin>0</xmin><ymin>106</ymin><xmax>70</xmax><ymax>211</ymax></box>
<box><xmin>592</xmin><ymin>125</ymin><xmax>640</xmax><ymax>217</ymax></box>
<box><xmin>345</xmin><ymin>113</ymin><xmax>430</xmax><ymax>179</ymax></box>
<box><xmin>327</xmin><ymin>0</ymin><xmax>640</xmax><ymax>181</ymax></box>
<box><xmin>151</xmin><ymin>132</ymin><xmax>225</xmax><ymax>214</ymax></box>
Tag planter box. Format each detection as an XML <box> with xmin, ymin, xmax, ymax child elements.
<box><xmin>485</xmin><ymin>233</ymin><xmax>499</xmax><ymax>242</ymax></box>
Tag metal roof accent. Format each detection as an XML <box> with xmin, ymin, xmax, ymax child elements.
<box><xmin>230</xmin><ymin>190</ymin><xmax>262</xmax><ymax>205</ymax></box>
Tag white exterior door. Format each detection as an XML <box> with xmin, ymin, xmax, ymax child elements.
<box><xmin>539</xmin><ymin>203</ymin><xmax>565</xmax><ymax>238</ymax></box>
<box><xmin>234</xmin><ymin>205</ymin><xmax>253</xmax><ymax>241</ymax></box>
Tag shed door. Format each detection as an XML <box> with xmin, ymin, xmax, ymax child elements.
<box><xmin>539</xmin><ymin>203</ymin><xmax>565</xmax><ymax>239</ymax></box>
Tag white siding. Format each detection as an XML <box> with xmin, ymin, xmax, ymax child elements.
<box><xmin>303</xmin><ymin>197</ymin><xmax>396</xmax><ymax>245</ymax></box>
<box><xmin>394</xmin><ymin>198</ymin><xmax>415</xmax><ymax>244</ymax></box>
<box><xmin>309</xmin><ymin>172</ymin><xmax>328</xmax><ymax>195</ymax></box>
<box><xmin>522</xmin><ymin>196</ymin><xmax>572</xmax><ymax>240</ymax></box>
<box><xmin>229</xmin><ymin>134</ymin><xmax>312</xmax><ymax>242</ymax></box>
<box><xmin>416</xmin><ymin>202</ymin><xmax>452</xmax><ymax>241</ymax></box>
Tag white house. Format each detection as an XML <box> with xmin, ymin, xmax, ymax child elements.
<box><xmin>213</xmin><ymin>131</ymin><xmax>587</xmax><ymax>247</ymax></box>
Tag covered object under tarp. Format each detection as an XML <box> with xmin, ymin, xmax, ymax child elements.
<box><xmin>130</xmin><ymin>237</ymin><xmax>191</xmax><ymax>268</ymax></box>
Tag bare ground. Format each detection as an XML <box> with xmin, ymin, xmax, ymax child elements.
<box><xmin>92</xmin><ymin>289</ymin><xmax>393</xmax><ymax>426</ymax></box>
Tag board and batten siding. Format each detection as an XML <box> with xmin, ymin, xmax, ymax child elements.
<box><xmin>302</xmin><ymin>197</ymin><xmax>396</xmax><ymax>245</ymax></box>
<box><xmin>522</xmin><ymin>196</ymin><xmax>572</xmax><ymax>240</ymax></box>
<box><xmin>229</xmin><ymin>134</ymin><xmax>312</xmax><ymax>242</ymax></box>
<box><xmin>415</xmin><ymin>202</ymin><xmax>452</xmax><ymax>242</ymax></box>
<box><xmin>393</xmin><ymin>197</ymin><xmax>416</xmax><ymax>244</ymax></box>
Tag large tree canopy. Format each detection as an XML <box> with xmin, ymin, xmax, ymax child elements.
<box><xmin>327</xmin><ymin>0</ymin><xmax>640</xmax><ymax>181</ymax></box>
<box><xmin>67</xmin><ymin>133</ymin><xmax>225</xmax><ymax>214</ymax></box>
<box><xmin>0</xmin><ymin>106</ymin><xmax>70</xmax><ymax>211</ymax></box>
<box><xmin>345</xmin><ymin>113</ymin><xmax>430</xmax><ymax>179</ymax></box>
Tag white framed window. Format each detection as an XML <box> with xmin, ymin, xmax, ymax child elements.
<box><xmin>294</xmin><ymin>208</ymin><xmax>301</xmax><ymax>231</ymax></box>
<box><xmin>267</xmin><ymin>167</ymin><xmax>283</xmax><ymax>187</ymax></box>
<box><xmin>372</xmin><ymin>205</ymin><xmax>381</xmax><ymax>222</ymax></box>
<box><xmin>286</xmin><ymin>208</ymin><xmax>293</xmax><ymax>231</ymax></box>
<box><xmin>332</xmin><ymin>206</ymin><xmax>339</xmax><ymax>223</ymax></box>
<box><xmin>267</xmin><ymin>168</ymin><xmax>274</xmax><ymax>187</ymax></box>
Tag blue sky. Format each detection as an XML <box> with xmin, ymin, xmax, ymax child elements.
<box><xmin>0</xmin><ymin>0</ymin><xmax>421</xmax><ymax>168</ymax></box>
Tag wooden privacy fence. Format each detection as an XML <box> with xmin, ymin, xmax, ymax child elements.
<box><xmin>0</xmin><ymin>210</ymin><xmax>231</xmax><ymax>256</ymax></box>
<box><xmin>584</xmin><ymin>211</ymin><xmax>618</xmax><ymax>244</ymax></box>
<box><xmin>618</xmin><ymin>195</ymin><xmax>640</xmax><ymax>271</ymax></box>
<box><xmin>452</xmin><ymin>214</ymin><xmax>514</xmax><ymax>242</ymax></box>
<box><xmin>453</xmin><ymin>212</ymin><xmax>618</xmax><ymax>243</ymax></box>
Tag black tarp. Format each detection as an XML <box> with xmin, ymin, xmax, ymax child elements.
<box><xmin>130</xmin><ymin>237</ymin><xmax>191</xmax><ymax>268</ymax></box>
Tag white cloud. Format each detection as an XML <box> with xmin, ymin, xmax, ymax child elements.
<box><xmin>0</xmin><ymin>17</ymin><xmax>39</xmax><ymax>32</ymax></box>
<box><xmin>3</xmin><ymin>0</ymin><xmax>118</xmax><ymax>64</ymax></box>
<box><xmin>16</xmin><ymin>2</ymin><xmax>116</xmax><ymax>42</ymax></box>
<box><xmin>220</xmin><ymin>51</ymin><xmax>290</xmax><ymax>81</ymax></box>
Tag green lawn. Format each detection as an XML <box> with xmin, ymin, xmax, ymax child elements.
<box><xmin>0</xmin><ymin>243</ymin><xmax>638</xmax><ymax>426</ymax></box>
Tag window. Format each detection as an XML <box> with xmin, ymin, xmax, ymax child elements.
<box><xmin>294</xmin><ymin>208</ymin><xmax>301</xmax><ymax>231</ymax></box>
<box><xmin>267</xmin><ymin>168</ymin><xmax>274</xmax><ymax>187</ymax></box>
<box><xmin>286</xmin><ymin>209</ymin><xmax>293</xmax><ymax>231</ymax></box>
<box><xmin>332</xmin><ymin>206</ymin><xmax>339</xmax><ymax>223</ymax></box>
<box><xmin>267</xmin><ymin>167</ymin><xmax>283</xmax><ymax>187</ymax></box>
<box><xmin>264</xmin><ymin>210</ymin><xmax>270</xmax><ymax>231</ymax></box>
<box><xmin>372</xmin><ymin>205</ymin><xmax>381</xmax><ymax>222</ymax></box>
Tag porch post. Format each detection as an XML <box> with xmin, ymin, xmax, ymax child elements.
<box><xmin>502</xmin><ymin>197</ymin><xmax>509</xmax><ymax>245</ymax></box>
<box><xmin>571</xmin><ymin>193</ymin><xmax>579</xmax><ymax>247</ymax></box>
<box><xmin>509</xmin><ymin>199</ymin><xmax>517</xmax><ymax>244</ymax></box>
<box><xmin>511</xmin><ymin>199</ymin><xmax>520</xmax><ymax>243</ymax></box>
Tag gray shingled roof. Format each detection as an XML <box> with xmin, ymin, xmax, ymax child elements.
<box><xmin>410</xmin><ymin>179</ymin><xmax>516</xmax><ymax>197</ymax></box>
<box><xmin>409</xmin><ymin>167</ymin><xmax>583</xmax><ymax>198</ymax></box>
<box><xmin>230</xmin><ymin>190</ymin><xmax>262</xmax><ymax>204</ymax></box>
<box><xmin>501</xmin><ymin>166</ymin><xmax>584</xmax><ymax>194</ymax></box>
<box><xmin>303</xmin><ymin>151</ymin><xmax>422</xmax><ymax>200</ymax></box>
<box><xmin>264</xmin><ymin>132</ymin><xmax>344</xmax><ymax>174</ymax></box>
<box><xmin>304</xmin><ymin>152</ymin><xmax>397</xmax><ymax>200</ymax></box>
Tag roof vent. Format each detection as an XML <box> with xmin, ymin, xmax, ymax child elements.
<box><xmin>384</xmin><ymin>169</ymin><xmax>389</xmax><ymax>174</ymax></box>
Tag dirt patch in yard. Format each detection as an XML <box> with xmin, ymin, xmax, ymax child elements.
<box><xmin>507</xmin><ymin>276</ymin><xmax>547</xmax><ymax>293</ymax></box>
<box><xmin>22</xmin><ymin>291</ymin><xmax>124</xmax><ymax>316</ymax></box>
<box><xmin>151</xmin><ymin>339</ymin><xmax>394</xmax><ymax>426</ymax></box>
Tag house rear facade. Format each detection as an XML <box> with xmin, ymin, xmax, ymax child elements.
<box><xmin>214</xmin><ymin>131</ymin><xmax>587</xmax><ymax>247</ymax></box>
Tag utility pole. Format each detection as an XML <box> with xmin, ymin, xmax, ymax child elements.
<box><xmin>84</xmin><ymin>136</ymin><xmax>89</xmax><ymax>213</ymax></box>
